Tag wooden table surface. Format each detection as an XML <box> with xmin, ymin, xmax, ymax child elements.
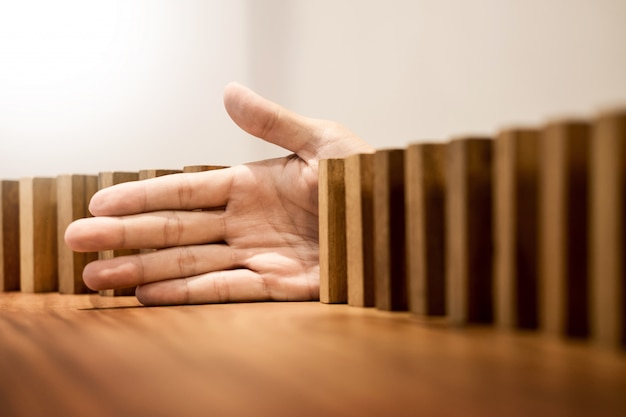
<box><xmin>1</xmin><ymin>293</ymin><xmax>625</xmax><ymax>417</ymax></box>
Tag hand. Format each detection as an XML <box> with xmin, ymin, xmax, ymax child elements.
<box><xmin>64</xmin><ymin>82</ymin><xmax>374</xmax><ymax>305</ymax></box>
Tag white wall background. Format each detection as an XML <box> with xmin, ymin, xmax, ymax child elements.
<box><xmin>1</xmin><ymin>0</ymin><xmax>626</xmax><ymax>178</ymax></box>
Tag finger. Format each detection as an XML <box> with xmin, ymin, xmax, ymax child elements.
<box><xmin>82</xmin><ymin>244</ymin><xmax>237</xmax><ymax>290</ymax></box>
<box><xmin>64</xmin><ymin>210</ymin><xmax>225</xmax><ymax>252</ymax></box>
<box><xmin>89</xmin><ymin>169</ymin><xmax>235</xmax><ymax>216</ymax></box>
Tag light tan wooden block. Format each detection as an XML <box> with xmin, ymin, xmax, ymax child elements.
<box><xmin>540</xmin><ymin>121</ymin><xmax>591</xmax><ymax>338</ymax></box>
<box><xmin>591</xmin><ymin>109</ymin><xmax>626</xmax><ymax>349</ymax></box>
<box><xmin>345</xmin><ymin>153</ymin><xmax>375</xmax><ymax>307</ymax></box>
<box><xmin>20</xmin><ymin>177</ymin><xmax>58</xmax><ymax>293</ymax></box>
<box><xmin>57</xmin><ymin>174</ymin><xmax>98</xmax><ymax>294</ymax></box>
<box><xmin>446</xmin><ymin>138</ymin><xmax>493</xmax><ymax>325</ymax></box>
<box><xmin>319</xmin><ymin>158</ymin><xmax>347</xmax><ymax>304</ymax></box>
<box><xmin>405</xmin><ymin>143</ymin><xmax>447</xmax><ymax>316</ymax></box>
<box><xmin>494</xmin><ymin>129</ymin><xmax>540</xmax><ymax>329</ymax></box>
<box><xmin>183</xmin><ymin>165</ymin><xmax>228</xmax><ymax>173</ymax></box>
<box><xmin>374</xmin><ymin>149</ymin><xmax>407</xmax><ymax>311</ymax></box>
<box><xmin>1</xmin><ymin>180</ymin><xmax>20</xmax><ymax>291</ymax></box>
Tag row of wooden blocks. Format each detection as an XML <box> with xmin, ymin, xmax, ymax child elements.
<box><xmin>318</xmin><ymin>109</ymin><xmax>626</xmax><ymax>350</ymax></box>
<box><xmin>0</xmin><ymin>165</ymin><xmax>225</xmax><ymax>296</ymax></box>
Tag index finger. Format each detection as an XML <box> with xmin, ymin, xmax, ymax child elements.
<box><xmin>89</xmin><ymin>168</ymin><xmax>235</xmax><ymax>216</ymax></box>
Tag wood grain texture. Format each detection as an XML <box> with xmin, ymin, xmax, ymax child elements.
<box><xmin>494</xmin><ymin>129</ymin><xmax>540</xmax><ymax>329</ymax></box>
<box><xmin>447</xmin><ymin>138</ymin><xmax>493</xmax><ymax>325</ymax></box>
<box><xmin>405</xmin><ymin>143</ymin><xmax>447</xmax><ymax>316</ymax></box>
<box><xmin>1</xmin><ymin>181</ymin><xmax>20</xmax><ymax>291</ymax></box>
<box><xmin>591</xmin><ymin>109</ymin><xmax>626</xmax><ymax>349</ymax></box>
<box><xmin>19</xmin><ymin>178</ymin><xmax>58</xmax><ymax>293</ymax></box>
<box><xmin>540</xmin><ymin>121</ymin><xmax>591</xmax><ymax>338</ymax></box>
<box><xmin>374</xmin><ymin>149</ymin><xmax>407</xmax><ymax>311</ymax></box>
<box><xmin>319</xmin><ymin>158</ymin><xmax>347</xmax><ymax>304</ymax></box>
<box><xmin>57</xmin><ymin>175</ymin><xmax>98</xmax><ymax>294</ymax></box>
<box><xmin>345</xmin><ymin>153</ymin><xmax>375</xmax><ymax>307</ymax></box>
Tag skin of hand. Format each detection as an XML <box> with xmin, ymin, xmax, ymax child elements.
<box><xmin>64</xmin><ymin>82</ymin><xmax>374</xmax><ymax>305</ymax></box>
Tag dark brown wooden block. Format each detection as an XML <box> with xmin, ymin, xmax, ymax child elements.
<box><xmin>591</xmin><ymin>109</ymin><xmax>626</xmax><ymax>349</ymax></box>
<box><xmin>540</xmin><ymin>121</ymin><xmax>591</xmax><ymax>338</ymax></box>
<box><xmin>57</xmin><ymin>174</ymin><xmax>99</xmax><ymax>294</ymax></box>
<box><xmin>319</xmin><ymin>158</ymin><xmax>347</xmax><ymax>304</ymax></box>
<box><xmin>494</xmin><ymin>129</ymin><xmax>540</xmax><ymax>329</ymax></box>
<box><xmin>405</xmin><ymin>143</ymin><xmax>447</xmax><ymax>316</ymax></box>
<box><xmin>19</xmin><ymin>177</ymin><xmax>58</xmax><ymax>293</ymax></box>
<box><xmin>374</xmin><ymin>149</ymin><xmax>407</xmax><ymax>311</ymax></box>
<box><xmin>345</xmin><ymin>153</ymin><xmax>375</xmax><ymax>307</ymax></box>
<box><xmin>446</xmin><ymin>138</ymin><xmax>493</xmax><ymax>325</ymax></box>
<box><xmin>1</xmin><ymin>180</ymin><xmax>20</xmax><ymax>291</ymax></box>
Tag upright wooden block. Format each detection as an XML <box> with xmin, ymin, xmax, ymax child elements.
<box><xmin>183</xmin><ymin>165</ymin><xmax>228</xmax><ymax>173</ymax></box>
<box><xmin>1</xmin><ymin>180</ymin><xmax>20</xmax><ymax>291</ymax></box>
<box><xmin>98</xmin><ymin>172</ymin><xmax>139</xmax><ymax>297</ymax></box>
<box><xmin>57</xmin><ymin>174</ymin><xmax>99</xmax><ymax>294</ymax></box>
<box><xmin>494</xmin><ymin>129</ymin><xmax>540</xmax><ymax>329</ymax></box>
<box><xmin>20</xmin><ymin>177</ymin><xmax>58</xmax><ymax>293</ymax></box>
<box><xmin>345</xmin><ymin>153</ymin><xmax>375</xmax><ymax>307</ymax></box>
<box><xmin>540</xmin><ymin>121</ymin><xmax>591</xmax><ymax>338</ymax></box>
<box><xmin>446</xmin><ymin>138</ymin><xmax>493</xmax><ymax>325</ymax></box>
<box><xmin>405</xmin><ymin>143</ymin><xmax>447</xmax><ymax>316</ymax></box>
<box><xmin>374</xmin><ymin>149</ymin><xmax>407</xmax><ymax>311</ymax></box>
<box><xmin>591</xmin><ymin>109</ymin><xmax>626</xmax><ymax>348</ymax></box>
<box><xmin>319</xmin><ymin>158</ymin><xmax>347</xmax><ymax>304</ymax></box>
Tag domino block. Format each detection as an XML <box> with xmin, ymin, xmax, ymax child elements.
<box><xmin>540</xmin><ymin>121</ymin><xmax>591</xmax><ymax>338</ymax></box>
<box><xmin>494</xmin><ymin>129</ymin><xmax>540</xmax><ymax>329</ymax></box>
<box><xmin>1</xmin><ymin>180</ymin><xmax>20</xmax><ymax>291</ymax></box>
<box><xmin>57</xmin><ymin>174</ymin><xmax>99</xmax><ymax>294</ymax></box>
<box><xmin>590</xmin><ymin>109</ymin><xmax>626</xmax><ymax>348</ymax></box>
<box><xmin>374</xmin><ymin>149</ymin><xmax>407</xmax><ymax>311</ymax></box>
<box><xmin>446</xmin><ymin>138</ymin><xmax>493</xmax><ymax>325</ymax></box>
<box><xmin>183</xmin><ymin>165</ymin><xmax>228</xmax><ymax>173</ymax></box>
<box><xmin>345</xmin><ymin>153</ymin><xmax>375</xmax><ymax>307</ymax></box>
<box><xmin>319</xmin><ymin>158</ymin><xmax>347</xmax><ymax>304</ymax></box>
<box><xmin>20</xmin><ymin>177</ymin><xmax>58</xmax><ymax>293</ymax></box>
<box><xmin>405</xmin><ymin>143</ymin><xmax>447</xmax><ymax>316</ymax></box>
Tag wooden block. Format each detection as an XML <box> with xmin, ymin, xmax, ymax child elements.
<box><xmin>540</xmin><ymin>121</ymin><xmax>591</xmax><ymax>338</ymax></box>
<box><xmin>446</xmin><ymin>138</ymin><xmax>493</xmax><ymax>325</ymax></box>
<box><xmin>591</xmin><ymin>109</ymin><xmax>626</xmax><ymax>349</ymax></box>
<box><xmin>345</xmin><ymin>153</ymin><xmax>375</xmax><ymax>307</ymax></box>
<box><xmin>494</xmin><ymin>129</ymin><xmax>540</xmax><ymax>329</ymax></box>
<box><xmin>1</xmin><ymin>180</ymin><xmax>20</xmax><ymax>291</ymax></box>
<box><xmin>19</xmin><ymin>177</ymin><xmax>58</xmax><ymax>293</ymax></box>
<box><xmin>57</xmin><ymin>175</ymin><xmax>99</xmax><ymax>294</ymax></box>
<box><xmin>98</xmin><ymin>172</ymin><xmax>139</xmax><ymax>297</ymax></box>
<box><xmin>319</xmin><ymin>158</ymin><xmax>347</xmax><ymax>304</ymax></box>
<box><xmin>374</xmin><ymin>149</ymin><xmax>407</xmax><ymax>311</ymax></box>
<box><xmin>405</xmin><ymin>143</ymin><xmax>447</xmax><ymax>316</ymax></box>
<box><xmin>183</xmin><ymin>165</ymin><xmax>228</xmax><ymax>173</ymax></box>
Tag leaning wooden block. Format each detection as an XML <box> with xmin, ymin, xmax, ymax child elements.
<box><xmin>20</xmin><ymin>177</ymin><xmax>58</xmax><ymax>293</ymax></box>
<box><xmin>405</xmin><ymin>143</ymin><xmax>447</xmax><ymax>316</ymax></box>
<box><xmin>183</xmin><ymin>165</ymin><xmax>228</xmax><ymax>173</ymax></box>
<box><xmin>345</xmin><ymin>153</ymin><xmax>375</xmax><ymax>307</ymax></box>
<box><xmin>540</xmin><ymin>121</ymin><xmax>591</xmax><ymax>338</ymax></box>
<box><xmin>1</xmin><ymin>180</ymin><xmax>20</xmax><ymax>291</ymax></box>
<box><xmin>446</xmin><ymin>138</ymin><xmax>493</xmax><ymax>325</ymax></box>
<box><xmin>57</xmin><ymin>174</ymin><xmax>99</xmax><ymax>294</ymax></box>
<box><xmin>374</xmin><ymin>149</ymin><xmax>407</xmax><ymax>311</ymax></box>
<box><xmin>319</xmin><ymin>158</ymin><xmax>348</xmax><ymax>304</ymax></box>
<box><xmin>591</xmin><ymin>109</ymin><xmax>626</xmax><ymax>349</ymax></box>
<box><xmin>494</xmin><ymin>129</ymin><xmax>540</xmax><ymax>329</ymax></box>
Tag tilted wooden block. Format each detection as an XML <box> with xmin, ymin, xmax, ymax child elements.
<box><xmin>494</xmin><ymin>129</ymin><xmax>540</xmax><ymax>329</ymax></box>
<box><xmin>540</xmin><ymin>121</ymin><xmax>591</xmax><ymax>338</ymax></box>
<box><xmin>591</xmin><ymin>109</ymin><xmax>626</xmax><ymax>349</ymax></box>
<box><xmin>374</xmin><ymin>149</ymin><xmax>407</xmax><ymax>311</ymax></box>
<box><xmin>405</xmin><ymin>143</ymin><xmax>447</xmax><ymax>316</ymax></box>
<box><xmin>446</xmin><ymin>138</ymin><xmax>493</xmax><ymax>325</ymax></box>
<box><xmin>345</xmin><ymin>153</ymin><xmax>375</xmax><ymax>307</ymax></box>
<box><xmin>183</xmin><ymin>165</ymin><xmax>228</xmax><ymax>173</ymax></box>
<box><xmin>319</xmin><ymin>158</ymin><xmax>348</xmax><ymax>304</ymax></box>
<box><xmin>20</xmin><ymin>177</ymin><xmax>58</xmax><ymax>293</ymax></box>
<box><xmin>1</xmin><ymin>180</ymin><xmax>20</xmax><ymax>291</ymax></box>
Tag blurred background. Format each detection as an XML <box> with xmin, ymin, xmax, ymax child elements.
<box><xmin>1</xmin><ymin>0</ymin><xmax>625</xmax><ymax>178</ymax></box>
